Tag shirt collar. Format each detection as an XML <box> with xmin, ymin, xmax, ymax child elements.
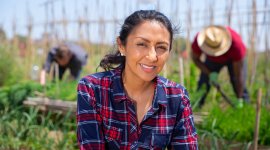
<box><xmin>111</xmin><ymin>67</ymin><xmax>127</xmax><ymax>102</ymax></box>
<box><xmin>112</xmin><ymin>67</ymin><xmax>168</xmax><ymax>108</ymax></box>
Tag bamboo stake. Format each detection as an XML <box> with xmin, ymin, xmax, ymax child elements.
<box><xmin>163</xmin><ymin>63</ymin><xmax>167</xmax><ymax>78</ymax></box>
<box><xmin>12</xmin><ymin>15</ymin><xmax>18</xmax><ymax>48</ymax></box>
<box><xmin>41</xmin><ymin>0</ymin><xmax>50</xmax><ymax>50</ymax></box>
<box><xmin>62</xmin><ymin>0</ymin><xmax>68</xmax><ymax>40</ymax></box>
<box><xmin>113</xmin><ymin>0</ymin><xmax>117</xmax><ymax>37</ymax></box>
<box><xmin>263</xmin><ymin>0</ymin><xmax>269</xmax><ymax>105</ymax></box>
<box><xmin>84</xmin><ymin>1</ymin><xmax>90</xmax><ymax>44</ymax></box>
<box><xmin>249</xmin><ymin>0</ymin><xmax>257</xmax><ymax>86</ymax></box>
<box><xmin>203</xmin><ymin>1</ymin><xmax>208</xmax><ymax>26</ymax></box>
<box><xmin>26</xmin><ymin>3</ymin><xmax>34</xmax><ymax>80</ymax></box>
<box><xmin>185</xmin><ymin>0</ymin><xmax>192</xmax><ymax>90</ymax></box>
<box><xmin>178</xmin><ymin>56</ymin><xmax>184</xmax><ymax>86</ymax></box>
<box><xmin>50</xmin><ymin>0</ymin><xmax>56</xmax><ymax>44</ymax></box>
<box><xmin>235</xmin><ymin>1</ymin><xmax>243</xmax><ymax>36</ymax></box>
<box><xmin>253</xmin><ymin>88</ymin><xmax>262</xmax><ymax>150</ymax></box>
<box><xmin>226</xmin><ymin>0</ymin><xmax>234</xmax><ymax>26</ymax></box>
<box><xmin>209</xmin><ymin>0</ymin><xmax>215</xmax><ymax>25</ymax></box>
<box><xmin>156</xmin><ymin>0</ymin><xmax>160</xmax><ymax>11</ymax></box>
<box><xmin>54</xmin><ymin>63</ymin><xmax>60</xmax><ymax>97</ymax></box>
<box><xmin>264</xmin><ymin>37</ymin><xmax>269</xmax><ymax>104</ymax></box>
<box><xmin>85</xmin><ymin>1</ymin><xmax>92</xmax><ymax>56</ymax></box>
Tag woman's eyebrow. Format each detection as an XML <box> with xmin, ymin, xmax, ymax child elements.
<box><xmin>134</xmin><ymin>36</ymin><xmax>150</xmax><ymax>43</ymax></box>
<box><xmin>156</xmin><ymin>41</ymin><xmax>169</xmax><ymax>46</ymax></box>
<box><xmin>135</xmin><ymin>36</ymin><xmax>169</xmax><ymax>45</ymax></box>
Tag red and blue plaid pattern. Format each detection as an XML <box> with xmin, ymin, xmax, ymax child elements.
<box><xmin>77</xmin><ymin>67</ymin><xmax>198</xmax><ymax>150</ymax></box>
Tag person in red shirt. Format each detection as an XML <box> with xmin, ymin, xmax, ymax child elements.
<box><xmin>191</xmin><ymin>25</ymin><xmax>249</xmax><ymax>108</ymax></box>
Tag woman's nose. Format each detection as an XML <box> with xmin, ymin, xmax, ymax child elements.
<box><xmin>146</xmin><ymin>47</ymin><xmax>158</xmax><ymax>62</ymax></box>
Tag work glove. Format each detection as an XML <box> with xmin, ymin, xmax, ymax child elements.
<box><xmin>209</xmin><ymin>72</ymin><xmax>218</xmax><ymax>85</ymax></box>
<box><xmin>236</xmin><ymin>98</ymin><xmax>244</xmax><ymax>109</ymax></box>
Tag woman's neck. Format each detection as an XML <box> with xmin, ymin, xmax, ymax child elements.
<box><xmin>122</xmin><ymin>71</ymin><xmax>154</xmax><ymax>103</ymax></box>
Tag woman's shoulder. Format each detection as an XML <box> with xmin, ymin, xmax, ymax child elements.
<box><xmin>157</xmin><ymin>76</ymin><xmax>189</xmax><ymax>99</ymax></box>
<box><xmin>79</xmin><ymin>69</ymin><xmax>119</xmax><ymax>86</ymax></box>
<box><xmin>157</xmin><ymin>76</ymin><xmax>191</xmax><ymax>110</ymax></box>
<box><xmin>158</xmin><ymin>76</ymin><xmax>186</xmax><ymax>90</ymax></box>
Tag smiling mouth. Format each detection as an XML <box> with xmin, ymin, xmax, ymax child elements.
<box><xmin>140</xmin><ymin>64</ymin><xmax>156</xmax><ymax>71</ymax></box>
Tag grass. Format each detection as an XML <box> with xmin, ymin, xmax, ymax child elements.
<box><xmin>0</xmin><ymin>106</ymin><xmax>77</xmax><ymax>150</ymax></box>
<box><xmin>197</xmin><ymin>104</ymin><xmax>270</xmax><ymax>149</ymax></box>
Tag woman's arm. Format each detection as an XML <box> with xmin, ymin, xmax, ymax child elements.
<box><xmin>77</xmin><ymin>78</ymin><xmax>105</xmax><ymax>150</ymax></box>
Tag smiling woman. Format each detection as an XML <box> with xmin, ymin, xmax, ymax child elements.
<box><xmin>76</xmin><ymin>10</ymin><xmax>198</xmax><ymax>150</ymax></box>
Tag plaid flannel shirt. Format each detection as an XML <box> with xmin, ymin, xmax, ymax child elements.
<box><xmin>77</xmin><ymin>67</ymin><xmax>198</xmax><ymax>150</ymax></box>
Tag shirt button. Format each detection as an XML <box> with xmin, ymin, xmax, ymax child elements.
<box><xmin>132</xmin><ymin>141</ymin><xmax>138</xmax><ymax>147</ymax></box>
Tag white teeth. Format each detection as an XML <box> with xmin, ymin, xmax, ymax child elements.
<box><xmin>141</xmin><ymin>64</ymin><xmax>155</xmax><ymax>69</ymax></box>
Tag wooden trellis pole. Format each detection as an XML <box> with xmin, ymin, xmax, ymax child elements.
<box><xmin>185</xmin><ymin>0</ymin><xmax>192</xmax><ymax>89</ymax></box>
<box><xmin>113</xmin><ymin>0</ymin><xmax>117</xmax><ymax>37</ymax></box>
<box><xmin>253</xmin><ymin>88</ymin><xmax>262</xmax><ymax>150</ymax></box>
<box><xmin>226</xmin><ymin>0</ymin><xmax>234</xmax><ymax>26</ymax></box>
<box><xmin>203</xmin><ymin>0</ymin><xmax>208</xmax><ymax>26</ymax></box>
<box><xmin>12</xmin><ymin>15</ymin><xmax>18</xmax><ymax>48</ymax></box>
<box><xmin>84</xmin><ymin>1</ymin><xmax>90</xmax><ymax>44</ymax></box>
<box><xmin>263</xmin><ymin>0</ymin><xmax>270</xmax><ymax>104</ymax></box>
<box><xmin>208</xmin><ymin>0</ymin><xmax>215</xmax><ymax>25</ymax></box>
<box><xmin>235</xmin><ymin>1</ymin><xmax>243</xmax><ymax>36</ymax></box>
<box><xmin>249</xmin><ymin>0</ymin><xmax>257</xmax><ymax>86</ymax></box>
<box><xmin>26</xmin><ymin>2</ymin><xmax>34</xmax><ymax>80</ymax></box>
<box><xmin>40</xmin><ymin>1</ymin><xmax>49</xmax><ymax>68</ymax></box>
<box><xmin>264</xmin><ymin>31</ymin><xmax>270</xmax><ymax>104</ymax></box>
<box><xmin>61</xmin><ymin>0</ymin><xmax>68</xmax><ymax>40</ymax></box>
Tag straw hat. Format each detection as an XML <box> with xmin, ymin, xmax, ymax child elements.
<box><xmin>197</xmin><ymin>25</ymin><xmax>232</xmax><ymax>56</ymax></box>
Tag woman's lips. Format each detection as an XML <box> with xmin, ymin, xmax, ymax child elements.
<box><xmin>140</xmin><ymin>64</ymin><xmax>156</xmax><ymax>72</ymax></box>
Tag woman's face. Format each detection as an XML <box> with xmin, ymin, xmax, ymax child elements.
<box><xmin>118</xmin><ymin>20</ymin><xmax>171</xmax><ymax>82</ymax></box>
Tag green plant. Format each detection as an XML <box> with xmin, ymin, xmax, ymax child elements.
<box><xmin>45</xmin><ymin>80</ymin><xmax>77</xmax><ymax>101</ymax></box>
<box><xmin>198</xmin><ymin>105</ymin><xmax>270</xmax><ymax>147</ymax></box>
<box><xmin>0</xmin><ymin>106</ymin><xmax>77</xmax><ymax>149</ymax></box>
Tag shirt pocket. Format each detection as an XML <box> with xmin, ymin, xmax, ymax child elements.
<box><xmin>151</xmin><ymin>133</ymin><xmax>171</xmax><ymax>149</ymax></box>
<box><xmin>104</xmin><ymin>125</ymin><xmax>122</xmax><ymax>142</ymax></box>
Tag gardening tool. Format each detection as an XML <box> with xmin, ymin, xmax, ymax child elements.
<box><xmin>212</xmin><ymin>82</ymin><xmax>235</xmax><ymax>108</ymax></box>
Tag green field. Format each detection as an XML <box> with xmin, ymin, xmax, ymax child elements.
<box><xmin>0</xmin><ymin>39</ymin><xmax>269</xmax><ymax>150</ymax></box>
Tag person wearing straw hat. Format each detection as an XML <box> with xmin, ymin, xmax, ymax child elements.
<box><xmin>191</xmin><ymin>25</ymin><xmax>249</xmax><ymax>108</ymax></box>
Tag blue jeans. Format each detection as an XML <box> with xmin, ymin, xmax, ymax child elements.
<box><xmin>197</xmin><ymin>59</ymin><xmax>249</xmax><ymax>107</ymax></box>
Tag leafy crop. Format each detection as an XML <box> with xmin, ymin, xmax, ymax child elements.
<box><xmin>197</xmin><ymin>104</ymin><xmax>270</xmax><ymax>149</ymax></box>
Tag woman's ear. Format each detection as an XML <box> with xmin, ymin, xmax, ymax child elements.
<box><xmin>117</xmin><ymin>37</ymin><xmax>125</xmax><ymax>56</ymax></box>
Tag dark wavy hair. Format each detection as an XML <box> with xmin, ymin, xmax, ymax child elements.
<box><xmin>99</xmin><ymin>10</ymin><xmax>175</xmax><ymax>71</ymax></box>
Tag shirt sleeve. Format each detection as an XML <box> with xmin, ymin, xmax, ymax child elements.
<box><xmin>169</xmin><ymin>88</ymin><xmax>198</xmax><ymax>150</ymax></box>
<box><xmin>191</xmin><ymin>34</ymin><xmax>202</xmax><ymax>56</ymax></box>
<box><xmin>228</xmin><ymin>27</ymin><xmax>246</xmax><ymax>61</ymax></box>
<box><xmin>66</xmin><ymin>42</ymin><xmax>88</xmax><ymax>65</ymax></box>
<box><xmin>43</xmin><ymin>50</ymin><xmax>54</xmax><ymax>73</ymax></box>
<box><xmin>77</xmin><ymin>78</ymin><xmax>105</xmax><ymax>150</ymax></box>
<box><xmin>70</xmin><ymin>58</ymin><xmax>82</xmax><ymax>79</ymax></box>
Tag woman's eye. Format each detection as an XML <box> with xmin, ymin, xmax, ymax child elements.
<box><xmin>157</xmin><ymin>46</ymin><xmax>168</xmax><ymax>51</ymax></box>
<box><xmin>137</xmin><ymin>43</ymin><xmax>147</xmax><ymax>47</ymax></box>
<box><xmin>156</xmin><ymin>46</ymin><xmax>169</xmax><ymax>55</ymax></box>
